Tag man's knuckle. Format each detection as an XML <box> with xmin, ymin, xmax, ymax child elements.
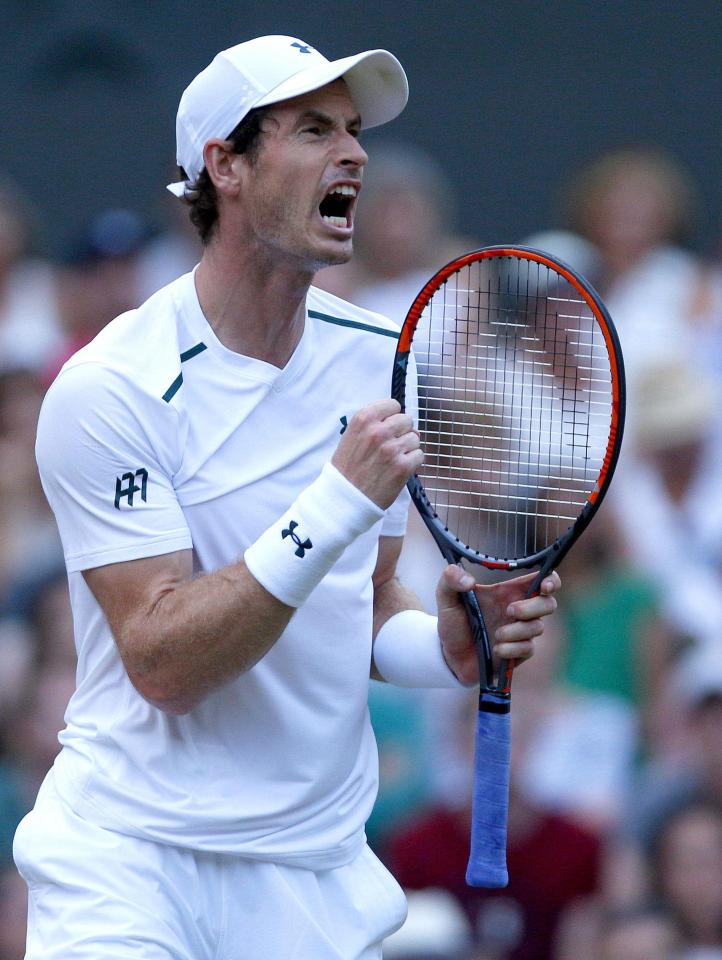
<box><xmin>354</xmin><ymin>408</ymin><xmax>373</xmax><ymax>428</ymax></box>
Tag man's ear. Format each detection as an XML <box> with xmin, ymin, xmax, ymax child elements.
<box><xmin>203</xmin><ymin>139</ymin><xmax>244</xmax><ymax>198</ymax></box>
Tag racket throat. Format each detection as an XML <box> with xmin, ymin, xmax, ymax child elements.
<box><xmin>458</xmin><ymin>583</ymin><xmax>495</xmax><ymax>687</ymax></box>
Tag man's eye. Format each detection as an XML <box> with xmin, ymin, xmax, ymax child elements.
<box><xmin>303</xmin><ymin>126</ymin><xmax>323</xmax><ymax>135</ymax></box>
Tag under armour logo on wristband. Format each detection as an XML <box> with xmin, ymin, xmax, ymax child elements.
<box><xmin>282</xmin><ymin>521</ymin><xmax>313</xmax><ymax>558</ymax></box>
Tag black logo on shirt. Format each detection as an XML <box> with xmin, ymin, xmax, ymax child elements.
<box><xmin>339</xmin><ymin>415</ymin><xmax>348</xmax><ymax>435</ymax></box>
<box><xmin>282</xmin><ymin>520</ymin><xmax>313</xmax><ymax>558</ymax></box>
<box><xmin>115</xmin><ymin>468</ymin><xmax>148</xmax><ymax>509</ymax></box>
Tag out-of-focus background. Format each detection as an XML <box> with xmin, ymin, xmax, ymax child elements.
<box><xmin>1</xmin><ymin>4</ymin><xmax>722</xmax><ymax>959</ymax></box>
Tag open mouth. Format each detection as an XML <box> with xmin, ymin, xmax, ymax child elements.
<box><xmin>319</xmin><ymin>184</ymin><xmax>357</xmax><ymax>229</ymax></box>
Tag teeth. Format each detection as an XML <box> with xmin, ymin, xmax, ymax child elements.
<box><xmin>329</xmin><ymin>184</ymin><xmax>357</xmax><ymax>197</ymax></box>
<box><xmin>323</xmin><ymin>215</ymin><xmax>348</xmax><ymax>227</ymax></box>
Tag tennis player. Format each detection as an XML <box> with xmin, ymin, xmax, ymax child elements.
<box><xmin>14</xmin><ymin>35</ymin><xmax>560</xmax><ymax>959</ymax></box>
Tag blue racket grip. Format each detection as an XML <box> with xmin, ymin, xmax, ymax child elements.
<box><xmin>465</xmin><ymin>690</ymin><xmax>511</xmax><ymax>888</ymax></box>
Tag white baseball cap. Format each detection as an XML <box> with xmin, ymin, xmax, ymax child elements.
<box><xmin>167</xmin><ymin>35</ymin><xmax>409</xmax><ymax>197</ymax></box>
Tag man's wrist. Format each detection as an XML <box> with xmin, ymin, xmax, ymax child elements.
<box><xmin>373</xmin><ymin>608</ymin><xmax>470</xmax><ymax>689</ymax></box>
<box><xmin>244</xmin><ymin>463</ymin><xmax>384</xmax><ymax>607</ymax></box>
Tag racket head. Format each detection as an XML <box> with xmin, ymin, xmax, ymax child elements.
<box><xmin>392</xmin><ymin>244</ymin><xmax>625</xmax><ymax>572</ymax></box>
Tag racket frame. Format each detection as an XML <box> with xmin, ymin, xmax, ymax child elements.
<box><xmin>393</xmin><ymin>243</ymin><xmax>626</xmax><ymax>587</ymax></box>
<box><xmin>391</xmin><ymin>245</ymin><xmax>626</xmax><ymax>888</ymax></box>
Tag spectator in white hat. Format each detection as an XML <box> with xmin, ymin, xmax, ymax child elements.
<box><xmin>610</xmin><ymin>360</ymin><xmax>722</xmax><ymax>660</ymax></box>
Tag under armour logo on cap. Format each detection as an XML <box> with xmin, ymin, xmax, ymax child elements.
<box><xmin>291</xmin><ymin>42</ymin><xmax>312</xmax><ymax>54</ymax></box>
<box><xmin>282</xmin><ymin>520</ymin><xmax>313</xmax><ymax>558</ymax></box>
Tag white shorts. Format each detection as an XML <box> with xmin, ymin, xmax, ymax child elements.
<box><xmin>13</xmin><ymin>774</ymin><xmax>407</xmax><ymax>960</ymax></box>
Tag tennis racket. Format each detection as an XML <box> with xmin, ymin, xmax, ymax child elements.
<box><xmin>391</xmin><ymin>245</ymin><xmax>625</xmax><ymax>888</ymax></box>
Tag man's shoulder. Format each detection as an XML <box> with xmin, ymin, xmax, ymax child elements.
<box><xmin>308</xmin><ymin>286</ymin><xmax>401</xmax><ymax>343</ymax></box>
<box><xmin>36</xmin><ymin>281</ymin><xmax>190</xmax><ymax>477</ymax></box>
<box><xmin>55</xmin><ymin>274</ymin><xmax>194</xmax><ymax>404</ymax></box>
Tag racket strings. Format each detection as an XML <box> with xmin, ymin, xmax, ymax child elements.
<box><xmin>413</xmin><ymin>256</ymin><xmax>613</xmax><ymax>561</ymax></box>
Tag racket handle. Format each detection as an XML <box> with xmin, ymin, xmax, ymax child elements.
<box><xmin>465</xmin><ymin>690</ymin><xmax>511</xmax><ymax>888</ymax></box>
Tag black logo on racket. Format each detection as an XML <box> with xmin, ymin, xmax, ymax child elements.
<box><xmin>282</xmin><ymin>520</ymin><xmax>313</xmax><ymax>558</ymax></box>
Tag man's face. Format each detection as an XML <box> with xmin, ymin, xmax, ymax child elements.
<box><xmin>231</xmin><ymin>79</ymin><xmax>368</xmax><ymax>270</ymax></box>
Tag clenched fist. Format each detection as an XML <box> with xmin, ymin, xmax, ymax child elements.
<box><xmin>332</xmin><ymin>399</ymin><xmax>423</xmax><ymax>509</ymax></box>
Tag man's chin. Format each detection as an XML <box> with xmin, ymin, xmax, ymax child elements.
<box><xmin>312</xmin><ymin>240</ymin><xmax>354</xmax><ymax>271</ymax></box>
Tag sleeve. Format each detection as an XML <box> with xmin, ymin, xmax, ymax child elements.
<box><xmin>36</xmin><ymin>362</ymin><xmax>193</xmax><ymax>573</ymax></box>
<box><xmin>380</xmin><ymin>349</ymin><xmax>419</xmax><ymax>537</ymax></box>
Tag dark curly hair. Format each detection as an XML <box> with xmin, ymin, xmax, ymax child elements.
<box><xmin>177</xmin><ymin>106</ymin><xmax>270</xmax><ymax>244</ymax></box>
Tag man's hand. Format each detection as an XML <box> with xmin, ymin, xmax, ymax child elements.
<box><xmin>436</xmin><ymin>565</ymin><xmax>561</xmax><ymax>686</ymax></box>
<box><xmin>332</xmin><ymin>399</ymin><xmax>423</xmax><ymax>510</ymax></box>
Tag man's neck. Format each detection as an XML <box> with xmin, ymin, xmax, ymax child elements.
<box><xmin>194</xmin><ymin>241</ymin><xmax>315</xmax><ymax>369</ymax></box>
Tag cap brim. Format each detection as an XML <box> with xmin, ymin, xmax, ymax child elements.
<box><xmin>254</xmin><ymin>49</ymin><xmax>408</xmax><ymax>129</ymax></box>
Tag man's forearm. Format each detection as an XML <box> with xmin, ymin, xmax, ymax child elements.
<box><xmin>86</xmin><ymin>555</ymin><xmax>294</xmax><ymax>715</ymax></box>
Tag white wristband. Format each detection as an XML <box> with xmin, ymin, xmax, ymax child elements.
<box><xmin>373</xmin><ymin>609</ymin><xmax>468</xmax><ymax>689</ymax></box>
<box><xmin>244</xmin><ymin>463</ymin><xmax>384</xmax><ymax>607</ymax></box>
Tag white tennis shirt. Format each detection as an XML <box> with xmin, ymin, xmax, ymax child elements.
<box><xmin>35</xmin><ymin>269</ymin><xmax>410</xmax><ymax>869</ymax></box>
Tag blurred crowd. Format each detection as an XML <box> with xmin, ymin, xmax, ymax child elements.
<box><xmin>1</xmin><ymin>139</ymin><xmax>722</xmax><ymax>959</ymax></box>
